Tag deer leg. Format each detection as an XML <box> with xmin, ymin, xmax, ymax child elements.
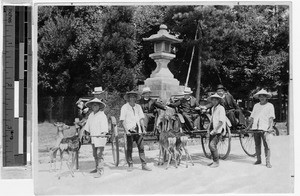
<box><xmin>66</xmin><ymin>152</ymin><xmax>74</xmax><ymax>177</ymax></box>
<box><xmin>166</xmin><ymin>149</ymin><xmax>172</xmax><ymax>170</ymax></box>
<box><xmin>58</xmin><ymin>151</ymin><xmax>63</xmax><ymax>180</ymax></box>
<box><xmin>49</xmin><ymin>150</ymin><xmax>54</xmax><ymax>172</ymax></box>
<box><xmin>184</xmin><ymin>146</ymin><xmax>194</xmax><ymax>167</ymax></box>
<box><xmin>158</xmin><ymin>144</ymin><xmax>162</xmax><ymax>166</ymax></box>
<box><xmin>173</xmin><ymin>148</ymin><xmax>178</xmax><ymax>169</ymax></box>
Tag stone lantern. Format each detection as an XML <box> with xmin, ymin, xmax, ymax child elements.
<box><xmin>139</xmin><ymin>24</ymin><xmax>184</xmax><ymax>102</ymax></box>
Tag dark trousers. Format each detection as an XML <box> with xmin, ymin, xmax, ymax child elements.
<box><xmin>144</xmin><ymin>113</ymin><xmax>155</xmax><ymax>132</ymax></box>
<box><xmin>209</xmin><ymin>133</ymin><xmax>221</xmax><ymax>163</ymax></box>
<box><xmin>182</xmin><ymin>112</ymin><xmax>200</xmax><ymax>130</ymax></box>
<box><xmin>254</xmin><ymin>132</ymin><xmax>271</xmax><ymax>163</ymax></box>
<box><xmin>126</xmin><ymin>134</ymin><xmax>146</xmax><ymax>166</ymax></box>
<box><xmin>92</xmin><ymin>144</ymin><xmax>104</xmax><ymax>170</ymax></box>
<box><xmin>226</xmin><ymin>109</ymin><xmax>246</xmax><ymax>127</ymax></box>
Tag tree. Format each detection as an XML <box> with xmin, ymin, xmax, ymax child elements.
<box><xmin>162</xmin><ymin>5</ymin><xmax>289</xmax><ymax>99</ymax></box>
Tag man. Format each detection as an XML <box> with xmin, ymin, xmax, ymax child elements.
<box><xmin>138</xmin><ymin>87</ymin><xmax>166</xmax><ymax>132</ymax></box>
<box><xmin>206</xmin><ymin>93</ymin><xmax>226</xmax><ymax>168</ymax></box>
<box><xmin>84</xmin><ymin>98</ymin><xmax>108</xmax><ymax>178</ymax></box>
<box><xmin>203</xmin><ymin>84</ymin><xmax>246</xmax><ymax>128</ymax></box>
<box><xmin>245</xmin><ymin>89</ymin><xmax>275</xmax><ymax>168</ymax></box>
<box><xmin>168</xmin><ymin>87</ymin><xmax>201</xmax><ymax>131</ymax></box>
<box><xmin>120</xmin><ymin>91</ymin><xmax>152</xmax><ymax>171</ymax></box>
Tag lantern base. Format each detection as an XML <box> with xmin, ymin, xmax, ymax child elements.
<box><xmin>139</xmin><ymin>77</ymin><xmax>184</xmax><ymax>103</ymax></box>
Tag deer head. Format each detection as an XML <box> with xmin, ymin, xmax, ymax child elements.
<box><xmin>53</xmin><ymin>122</ymin><xmax>70</xmax><ymax>131</ymax></box>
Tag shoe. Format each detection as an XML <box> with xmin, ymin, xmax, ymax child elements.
<box><xmin>254</xmin><ymin>160</ymin><xmax>262</xmax><ymax>165</ymax></box>
<box><xmin>142</xmin><ymin>165</ymin><xmax>152</xmax><ymax>171</ymax></box>
<box><xmin>210</xmin><ymin>162</ymin><xmax>219</xmax><ymax>168</ymax></box>
<box><xmin>266</xmin><ymin>163</ymin><xmax>272</xmax><ymax>168</ymax></box>
<box><xmin>94</xmin><ymin>169</ymin><xmax>104</xmax><ymax>178</ymax></box>
<box><xmin>127</xmin><ymin>164</ymin><xmax>133</xmax><ymax>172</ymax></box>
<box><xmin>90</xmin><ymin>168</ymin><xmax>97</xmax><ymax>173</ymax></box>
<box><xmin>207</xmin><ymin>162</ymin><xmax>213</xmax><ymax>166</ymax></box>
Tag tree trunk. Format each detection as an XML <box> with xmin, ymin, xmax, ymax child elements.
<box><xmin>278</xmin><ymin>85</ymin><xmax>282</xmax><ymax>122</ymax></box>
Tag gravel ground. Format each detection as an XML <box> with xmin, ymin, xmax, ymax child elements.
<box><xmin>34</xmin><ymin>122</ymin><xmax>294</xmax><ymax>195</ymax></box>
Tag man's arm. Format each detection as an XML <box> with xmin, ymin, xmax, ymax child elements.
<box><xmin>228</xmin><ymin>94</ymin><xmax>240</xmax><ymax>110</ymax></box>
<box><xmin>168</xmin><ymin>99</ymin><xmax>181</xmax><ymax>108</ymax></box>
<box><xmin>140</xmin><ymin>118</ymin><xmax>145</xmax><ymax>133</ymax></box>
<box><xmin>268</xmin><ymin>117</ymin><xmax>275</xmax><ymax>131</ymax></box>
<box><xmin>211</xmin><ymin>121</ymin><xmax>223</xmax><ymax>135</ymax></box>
<box><xmin>245</xmin><ymin>117</ymin><xmax>253</xmax><ymax>130</ymax></box>
<box><xmin>138</xmin><ymin>105</ymin><xmax>146</xmax><ymax>133</ymax></box>
<box><xmin>120</xmin><ymin>120</ymin><xmax>130</xmax><ymax>135</ymax></box>
<box><xmin>203</xmin><ymin>102</ymin><xmax>213</xmax><ymax>109</ymax></box>
<box><xmin>153</xmin><ymin>100</ymin><xmax>166</xmax><ymax>110</ymax></box>
<box><xmin>101</xmin><ymin>114</ymin><xmax>109</xmax><ymax>135</ymax></box>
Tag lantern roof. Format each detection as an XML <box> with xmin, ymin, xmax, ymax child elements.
<box><xmin>143</xmin><ymin>24</ymin><xmax>182</xmax><ymax>43</ymax></box>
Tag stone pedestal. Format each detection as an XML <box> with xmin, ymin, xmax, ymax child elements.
<box><xmin>140</xmin><ymin>24</ymin><xmax>184</xmax><ymax>102</ymax></box>
<box><xmin>139</xmin><ymin>78</ymin><xmax>184</xmax><ymax>103</ymax></box>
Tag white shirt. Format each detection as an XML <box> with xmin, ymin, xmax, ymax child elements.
<box><xmin>250</xmin><ymin>102</ymin><xmax>275</xmax><ymax>131</ymax></box>
<box><xmin>211</xmin><ymin>104</ymin><xmax>226</xmax><ymax>134</ymax></box>
<box><xmin>120</xmin><ymin>103</ymin><xmax>145</xmax><ymax>133</ymax></box>
<box><xmin>84</xmin><ymin>111</ymin><xmax>108</xmax><ymax>147</ymax></box>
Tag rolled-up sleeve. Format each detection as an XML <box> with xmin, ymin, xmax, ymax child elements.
<box><xmin>84</xmin><ymin>114</ymin><xmax>91</xmax><ymax>132</ymax></box>
<box><xmin>219</xmin><ymin>106</ymin><xmax>226</xmax><ymax>124</ymax></box>
<box><xmin>101</xmin><ymin>114</ymin><xmax>109</xmax><ymax>133</ymax></box>
<box><xmin>269</xmin><ymin>104</ymin><xmax>275</xmax><ymax>119</ymax></box>
<box><xmin>250</xmin><ymin>104</ymin><xmax>257</xmax><ymax>119</ymax></box>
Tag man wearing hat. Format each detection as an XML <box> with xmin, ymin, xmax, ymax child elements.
<box><xmin>84</xmin><ymin>98</ymin><xmax>108</xmax><ymax>177</ymax></box>
<box><xmin>206</xmin><ymin>93</ymin><xmax>227</xmax><ymax>168</ymax></box>
<box><xmin>245</xmin><ymin>89</ymin><xmax>275</xmax><ymax>168</ymax></box>
<box><xmin>138</xmin><ymin>87</ymin><xmax>166</xmax><ymax>132</ymax></box>
<box><xmin>120</xmin><ymin>91</ymin><xmax>152</xmax><ymax>171</ymax></box>
<box><xmin>203</xmin><ymin>84</ymin><xmax>246</xmax><ymax>129</ymax></box>
<box><xmin>168</xmin><ymin>87</ymin><xmax>201</xmax><ymax>131</ymax></box>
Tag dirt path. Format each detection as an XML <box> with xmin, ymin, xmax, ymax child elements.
<box><xmin>35</xmin><ymin>135</ymin><xmax>294</xmax><ymax>195</ymax></box>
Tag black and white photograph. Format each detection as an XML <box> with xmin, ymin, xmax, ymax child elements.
<box><xmin>0</xmin><ymin>0</ymin><xmax>297</xmax><ymax>195</ymax></box>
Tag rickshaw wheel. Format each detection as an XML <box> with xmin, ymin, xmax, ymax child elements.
<box><xmin>201</xmin><ymin>134</ymin><xmax>211</xmax><ymax>159</ymax></box>
<box><xmin>200</xmin><ymin>114</ymin><xmax>210</xmax><ymax>130</ymax></box>
<box><xmin>201</xmin><ymin>127</ymin><xmax>231</xmax><ymax>160</ymax></box>
<box><xmin>123</xmin><ymin>133</ymin><xmax>129</xmax><ymax>165</ymax></box>
<box><xmin>218</xmin><ymin>129</ymin><xmax>231</xmax><ymax>160</ymax></box>
<box><xmin>110</xmin><ymin>116</ymin><xmax>120</xmax><ymax>167</ymax></box>
<box><xmin>239</xmin><ymin>132</ymin><xmax>256</xmax><ymax>157</ymax></box>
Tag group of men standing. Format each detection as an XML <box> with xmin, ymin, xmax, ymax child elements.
<box><xmin>76</xmin><ymin>84</ymin><xmax>275</xmax><ymax>177</ymax></box>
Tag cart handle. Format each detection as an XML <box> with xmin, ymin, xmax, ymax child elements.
<box><xmin>242</xmin><ymin>129</ymin><xmax>275</xmax><ymax>134</ymax></box>
<box><xmin>90</xmin><ymin>133</ymin><xmax>112</xmax><ymax>138</ymax></box>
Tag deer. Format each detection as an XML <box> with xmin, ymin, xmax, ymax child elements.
<box><xmin>156</xmin><ymin>106</ymin><xmax>182</xmax><ymax>169</ymax></box>
<box><xmin>49</xmin><ymin>122</ymin><xmax>81</xmax><ymax>179</ymax></box>
<box><xmin>174</xmin><ymin>132</ymin><xmax>194</xmax><ymax>168</ymax></box>
<box><xmin>157</xmin><ymin>107</ymin><xmax>194</xmax><ymax>168</ymax></box>
<box><xmin>49</xmin><ymin>122</ymin><xmax>70</xmax><ymax>172</ymax></box>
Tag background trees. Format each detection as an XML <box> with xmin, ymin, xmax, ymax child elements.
<box><xmin>38</xmin><ymin>5</ymin><xmax>289</xmax><ymax>120</ymax></box>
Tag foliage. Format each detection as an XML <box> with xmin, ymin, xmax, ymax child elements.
<box><xmin>38</xmin><ymin>5</ymin><xmax>289</xmax><ymax>100</ymax></box>
<box><xmin>163</xmin><ymin>5</ymin><xmax>289</xmax><ymax>98</ymax></box>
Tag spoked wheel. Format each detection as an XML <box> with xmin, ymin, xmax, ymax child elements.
<box><xmin>218</xmin><ymin>130</ymin><xmax>231</xmax><ymax>160</ymax></box>
<box><xmin>239</xmin><ymin>132</ymin><xmax>256</xmax><ymax>157</ymax></box>
<box><xmin>201</xmin><ymin>128</ymin><xmax>231</xmax><ymax>160</ymax></box>
<box><xmin>123</xmin><ymin>133</ymin><xmax>129</xmax><ymax>165</ymax></box>
<box><xmin>200</xmin><ymin>114</ymin><xmax>210</xmax><ymax>130</ymax></box>
<box><xmin>201</xmin><ymin>134</ymin><xmax>211</xmax><ymax>159</ymax></box>
<box><xmin>110</xmin><ymin>116</ymin><xmax>119</xmax><ymax>167</ymax></box>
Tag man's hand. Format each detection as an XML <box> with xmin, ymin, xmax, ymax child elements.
<box><xmin>210</xmin><ymin>130</ymin><xmax>217</xmax><ymax>135</ymax></box>
<box><xmin>206</xmin><ymin>131</ymin><xmax>210</xmax><ymax>138</ymax></box>
<box><xmin>95</xmin><ymin>132</ymin><xmax>107</xmax><ymax>138</ymax></box>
